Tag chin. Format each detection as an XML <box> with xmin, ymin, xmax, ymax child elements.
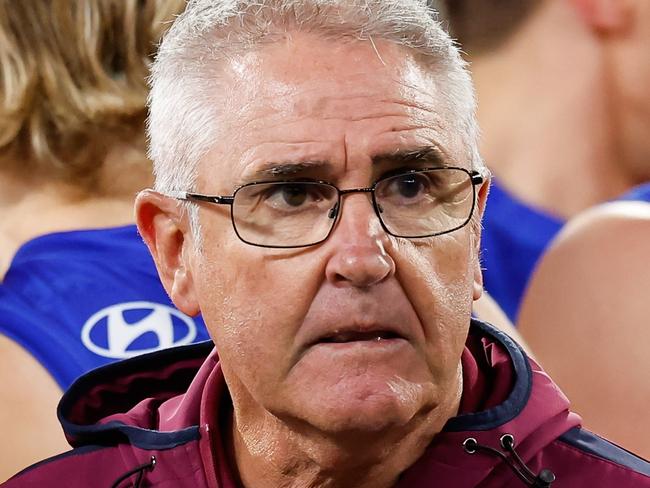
<box><xmin>298</xmin><ymin>376</ymin><xmax>434</xmax><ymax>436</ymax></box>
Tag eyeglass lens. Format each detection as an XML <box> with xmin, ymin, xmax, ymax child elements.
<box><xmin>376</xmin><ymin>168</ymin><xmax>474</xmax><ymax>238</ymax></box>
<box><xmin>231</xmin><ymin>168</ymin><xmax>475</xmax><ymax>247</ymax></box>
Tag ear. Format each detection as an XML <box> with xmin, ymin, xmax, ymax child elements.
<box><xmin>569</xmin><ymin>0</ymin><xmax>633</xmax><ymax>34</ymax></box>
<box><xmin>135</xmin><ymin>190</ymin><xmax>201</xmax><ymax>316</ymax></box>
<box><xmin>472</xmin><ymin>177</ymin><xmax>490</xmax><ymax>301</ymax></box>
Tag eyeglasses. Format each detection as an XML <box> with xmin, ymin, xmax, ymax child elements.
<box><xmin>168</xmin><ymin>166</ymin><xmax>487</xmax><ymax>248</ymax></box>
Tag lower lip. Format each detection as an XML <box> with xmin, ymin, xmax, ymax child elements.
<box><xmin>309</xmin><ymin>337</ymin><xmax>409</xmax><ymax>353</ymax></box>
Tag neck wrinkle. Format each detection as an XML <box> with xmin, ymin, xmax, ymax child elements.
<box><xmin>229</xmin><ymin>374</ymin><xmax>463</xmax><ymax>488</ymax></box>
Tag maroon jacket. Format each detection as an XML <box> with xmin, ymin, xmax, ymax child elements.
<box><xmin>4</xmin><ymin>320</ymin><xmax>650</xmax><ymax>487</ymax></box>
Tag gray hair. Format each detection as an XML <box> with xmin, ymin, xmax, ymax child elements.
<box><xmin>148</xmin><ymin>0</ymin><xmax>483</xmax><ymax>238</ymax></box>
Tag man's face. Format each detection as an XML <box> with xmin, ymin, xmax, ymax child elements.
<box><xmin>185</xmin><ymin>34</ymin><xmax>484</xmax><ymax>435</ymax></box>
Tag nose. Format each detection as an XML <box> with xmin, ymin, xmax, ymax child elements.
<box><xmin>324</xmin><ymin>194</ymin><xmax>395</xmax><ymax>288</ymax></box>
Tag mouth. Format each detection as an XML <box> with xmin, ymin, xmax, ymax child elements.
<box><xmin>318</xmin><ymin>330</ymin><xmax>404</xmax><ymax>344</ymax></box>
<box><xmin>298</xmin><ymin>323</ymin><xmax>413</xmax><ymax>360</ymax></box>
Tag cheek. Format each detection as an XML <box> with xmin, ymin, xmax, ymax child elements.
<box><xmin>193</xmin><ymin>236</ymin><xmax>325</xmax><ymax>381</ymax></box>
<box><xmin>393</xmin><ymin>233</ymin><xmax>475</xmax><ymax>369</ymax></box>
<box><xmin>395</xmin><ymin>232</ymin><xmax>476</xmax><ymax>306</ymax></box>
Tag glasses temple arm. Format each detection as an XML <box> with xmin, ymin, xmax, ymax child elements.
<box><xmin>470</xmin><ymin>167</ymin><xmax>491</xmax><ymax>186</ymax></box>
<box><xmin>167</xmin><ymin>191</ymin><xmax>234</xmax><ymax>205</ymax></box>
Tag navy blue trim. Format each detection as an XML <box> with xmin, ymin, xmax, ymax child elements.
<box><xmin>443</xmin><ymin>319</ymin><xmax>533</xmax><ymax>432</ymax></box>
<box><xmin>59</xmin><ymin>340</ymin><xmax>214</xmax><ymax>448</ymax></box>
<box><xmin>9</xmin><ymin>444</ymin><xmax>107</xmax><ymax>480</ymax></box>
<box><xmin>61</xmin><ymin>339</ymin><xmax>214</xmax><ymax>403</ymax></box>
<box><xmin>110</xmin><ymin>424</ymin><xmax>199</xmax><ymax>450</ymax></box>
<box><xmin>60</xmin><ymin>339</ymin><xmax>214</xmax><ymax>417</ymax></box>
<box><xmin>62</xmin><ymin>422</ymin><xmax>201</xmax><ymax>450</ymax></box>
<box><xmin>560</xmin><ymin>427</ymin><xmax>650</xmax><ymax>476</ymax></box>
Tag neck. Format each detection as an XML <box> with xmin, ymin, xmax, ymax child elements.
<box><xmin>227</xmin><ymin>371</ymin><xmax>462</xmax><ymax>488</ymax></box>
<box><xmin>0</xmin><ymin>144</ymin><xmax>152</xmax><ymax>276</ymax></box>
<box><xmin>471</xmin><ymin>1</ymin><xmax>634</xmax><ymax>219</ymax></box>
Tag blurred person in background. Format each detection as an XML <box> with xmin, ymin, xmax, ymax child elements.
<box><xmin>0</xmin><ymin>0</ymin><xmax>209</xmax><ymax>479</ymax></box>
<box><xmin>435</xmin><ymin>0</ymin><xmax>650</xmax><ymax>458</ymax></box>
<box><xmin>435</xmin><ymin>0</ymin><xmax>650</xmax><ymax>320</ymax></box>
<box><xmin>518</xmin><ymin>187</ymin><xmax>650</xmax><ymax>458</ymax></box>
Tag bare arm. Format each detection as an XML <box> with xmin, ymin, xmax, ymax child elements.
<box><xmin>518</xmin><ymin>202</ymin><xmax>650</xmax><ymax>459</ymax></box>
<box><xmin>0</xmin><ymin>335</ymin><xmax>69</xmax><ymax>482</ymax></box>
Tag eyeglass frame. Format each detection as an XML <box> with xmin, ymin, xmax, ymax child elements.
<box><xmin>167</xmin><ymin>166</ymin><xmax>489</xmax><ymax>249</ymax></box>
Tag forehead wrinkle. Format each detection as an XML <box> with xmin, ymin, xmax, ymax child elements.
<box><xmin>229</xmin><ymin>112</ymin><xmax>455</xmax><ymax>177</ymax></box>
<box><xmin>305</xmin><ymin>65</ymin><xmax>444</xmax><ymax>118</ymax></box>
<box><xmin>265</xmin><ymin>81</ymin><xmax>447</xmax><ymax>135</ymax></box>
<box><xmin>287</xmin><ymin>74</ymin><xmax>440</xmax><ymax>114</ymax></box>
<box><xmin>272</xmin><ymin>99</ymin><xmax>447</xmax><ymax>133</ymax></box>
<box><xmin>232</xmin><ymin>61</ymin><xmax>439</xmax><ymax>113</ymax></box>
<box><xmin>235</xmin><ymin>140</ymin><xmax>343</xmax><ymax>181</ymax></box>
<box><xmin>233</xmin><ymin>110</ymin><xmax>438</xmax><ymax>147</ymax></box>
<box><xmin>214</xmin><ymin>37</ymin><xmax>465</xmax><ymax>187</ymax></box>
<box><xmin>227</xmin><ymin>102</ymin><xmax>282</xmax><ymax>136</ymax></box>
<box><xmin>224</xmin><ymin>44</ymin><xmax>449</xmax><ymax>136</ymax></box>
<box><xmin>377</xmin><ymin>97</ymin><xmax>437</xmax><ymax>116</ymax></box>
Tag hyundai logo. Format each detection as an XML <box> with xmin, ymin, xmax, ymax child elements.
<box><xmin>81</xmin><ymin>301</ymin><xmax>197</xmax><ymax>359</ymax></box>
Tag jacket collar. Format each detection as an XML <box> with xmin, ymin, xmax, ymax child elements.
<box><xmin>58</xmin><ymin>320</ymin><xmax>580</xmax><ymax>487</ymax></box>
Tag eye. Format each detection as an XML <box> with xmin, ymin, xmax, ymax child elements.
<box><xmin>244</xmin><ymin>182</ymin><xmax>336</xmax><ymax>214</ymax></box>
<box><xmin>381</xmin><ymin>172</ymin><xmax>436</xmax><ymax>202</ymax></box>
<box><xmin>394</xmin><ymin>174</ymin><xmax>427</xmax><ymax>199</ymax></box>
<box><xmin>279</xmin><ymin>184</ymin><xmax>309</xmax><ymax>207</ymax></box>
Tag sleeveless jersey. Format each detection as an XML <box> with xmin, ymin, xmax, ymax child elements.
<box><xmin>0</xmin><ymin>225</ymin><xmax>209</xmax><ymax>389</ymax></box>
<box><xmin>617</xmin><ymin>182</ymin><xmax>650</xmax><ymax>203</ymax></box>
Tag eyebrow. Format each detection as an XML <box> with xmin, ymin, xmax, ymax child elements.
<box><xmin>371</xmin><ymin>146</ymin><xmax>449</xmax><ymax>168</ymax></box>
<box><xmin>240</xmin><ymin>145</ymin><xmax>449</xmax><ymax>184</ymax></box>
<box><xmin>241</xmin><ymin>160</ymin><xmax>334</xmax><ymax>183</ymax></box>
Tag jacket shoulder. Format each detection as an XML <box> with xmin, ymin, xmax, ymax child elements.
<box><xmin>539</xmin><ymin>427</ymin><xmax>650</xmax><ymax>486</ymax></box>
<box><xmin>2</xmin><ymin>439</ymin><xmax>209</xmax><ymax>487</ymax></box>
<box><xmin>558</xmin><ymin>427</ymin><xmax>650</xmax><ymax>475</ymax></box>
<box><xmin>2</xmin><ymin>445</ymin><xmax>112</xmax><ymax>487</ymax></box>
